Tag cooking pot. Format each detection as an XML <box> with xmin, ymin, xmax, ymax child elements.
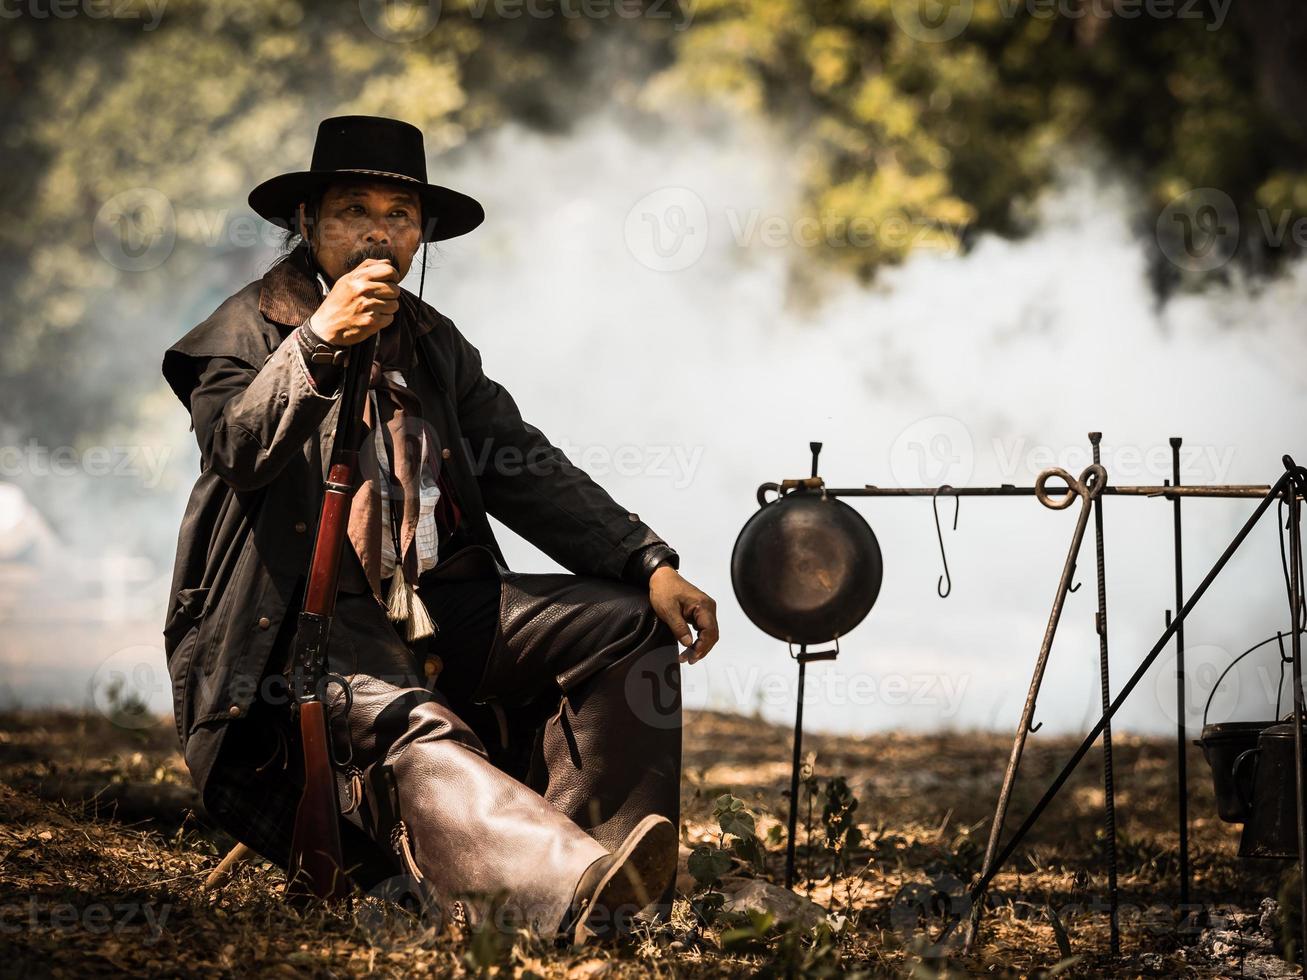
<box><xmin>731</xmin><ymin>478</ymin><xmax>883</xmax><ymax>645</ymax></box>
<box><xmin>1194</xmin><ymin>631</ymin><xmax>1293</xmax><ymax>824</ymax></box>
<box><xmin>1198</xmin><ymin>721</ymin><xmax>1274</xmax><ymax>823</ymax></box>
<box><xmin>1234</xmin><ymin>722</ymin><xmax>1307</xmax><ymax>860</ymax></box>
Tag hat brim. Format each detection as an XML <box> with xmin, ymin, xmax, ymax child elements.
<box><xmin>248</xmin><ymin>169</ymin><xmax>484</xmax><ymax>243</ymax></box>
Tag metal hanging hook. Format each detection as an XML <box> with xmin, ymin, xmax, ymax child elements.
<box><xmin>933</xmin><ymin>484</ymin><xmax>959</xmax><ymax>598</ymax></box>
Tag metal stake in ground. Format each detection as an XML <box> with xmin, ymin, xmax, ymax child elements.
<box><xmin>1284</xmin><ymin>459</ymin><xmax>1307</xmax><ymax>964</ymax></box>
<box><xmin>964</xmin><ymin>463</ymin><xmax>1106</xmax><ymax>952</ymax></box>
<box><xmin>1170</xmin><ymin>436</ymin><xmax>1191</xmax><ymax>909</ymax></box>
<box><xmin>1088</xmin><ymin>433</ymin><xmax>1120</xmax><ymax>955</ymax></box>
<box><xmin>782</xmin><ymin>441</ymin><xmax>842</xmax><ymax>891</ymax></box>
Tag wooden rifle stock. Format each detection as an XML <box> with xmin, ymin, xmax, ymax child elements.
<box><xmin>287</xmin><ymin>328</ymin><xmax>381</xmax><ymax>902</ymax></box>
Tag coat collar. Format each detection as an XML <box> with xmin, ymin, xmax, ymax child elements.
<box><xmin>258</xmin><ymin>243</ymin><xmax>431</xmax><ymax>338</ymax></box>
<box><xmin>258</xmin><ymin>244</ymin><xmax>323</xmax><ymax>327</ymax></box>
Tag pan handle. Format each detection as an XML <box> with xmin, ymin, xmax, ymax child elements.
<box><xmin>756</xmin><ymin>477</ymin><xmax>825</xmax><ymax>507</ymax></box>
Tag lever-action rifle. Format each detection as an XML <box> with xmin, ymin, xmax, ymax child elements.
<box><xmin>286</xmin><ymin>312</ymin><xmax>382</xmax><ymax>901</ymax></box>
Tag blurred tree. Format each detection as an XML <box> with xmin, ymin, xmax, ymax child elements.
<box><xmin>0</xmin><ymin>0</ymin><xmax>1304</xmax><ymax>446</ymax></box>
<box><xmin>643</xmin><ymin>0</ymin><xmax>1307</xmax><ymax>289</ymax></box>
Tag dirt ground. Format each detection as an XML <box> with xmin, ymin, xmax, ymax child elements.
<box><xmin>0</xmin><ymin>707</ymin><xmax>1296</xmax><ymax>978</ymax></box>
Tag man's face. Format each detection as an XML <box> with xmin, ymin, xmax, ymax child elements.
<box><xmin>297</xmin><ymin>180</ymin><xmax>423</xmax><ymax>282</ymax></box>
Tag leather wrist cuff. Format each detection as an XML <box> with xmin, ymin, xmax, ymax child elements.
<box><xmin>623</xmin><ymin>543</ymin><xmax>679</xmax><ymax>587</ymax></box>
<box><xmin>298</xmin><ymin>319</ymin><xmax>348</xmax><ymax>364</ymax></box>
<box><xmin>296</xmin><ymin>320</ymin><xmax>346</xmax><ymax>392</ymax></box>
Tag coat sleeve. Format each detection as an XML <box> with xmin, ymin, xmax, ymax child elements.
<box><xmin>185</xmin><ymin>325</ymin><xmax>341</xmax><ymax>492</ymax></box>
<box><xmin>449</xmin><ymin>321</ymin><xmax>670</xmax><ymax>580</ymax></box>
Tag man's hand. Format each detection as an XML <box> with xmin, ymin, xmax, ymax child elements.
<box><xmin>310</xmin><ymin>258</ymin><xmax>400</xmax><ymax>346</ymax></box>
<box><xmin>648</xmin><ymin>565</ymin><xmax>718</xmax><ymax>664</ymax></box>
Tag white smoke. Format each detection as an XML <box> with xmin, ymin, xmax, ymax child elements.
<box><xmin>5</xmin><ymin>108</ymin><xmax>1304</xmax><ymax>738</ymax></box>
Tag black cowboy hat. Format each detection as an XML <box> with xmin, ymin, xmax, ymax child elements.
<box><xmin>248</xmin><ymin>115</ymin><xmax>484</xmax><ymax>243</ymax></box>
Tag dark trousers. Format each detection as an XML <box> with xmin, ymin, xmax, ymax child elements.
<box><xmin>307</xmin><ymin>544</ymin><xmax>683</xmax><ymax>932</ymax></box>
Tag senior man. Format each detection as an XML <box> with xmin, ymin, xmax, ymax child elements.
<box><xmin>160</xmin><ymin>115</ymin><xmax>718</xmax><ymax>942</ymax></box>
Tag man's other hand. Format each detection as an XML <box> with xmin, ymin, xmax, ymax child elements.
<box><xmin>648</xmin><ymin>566</ymin><xmax>718</xmax><ymax>664</ymax></box>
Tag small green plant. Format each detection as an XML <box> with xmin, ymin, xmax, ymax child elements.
<box><xmin>687</xmin><ymin>793</ymin><xmax>765</xmax><ymax>927</ymax></box>
<box><xmin>821</xmin><ymin>776</ymin><xmax>863</xmax><ymax>879</ymax></box>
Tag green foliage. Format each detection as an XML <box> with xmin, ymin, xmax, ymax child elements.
<box><xmin>688</xmin><ymin>793</ymin><xmax>766</xmax><ymax>927</ymax></box>
<box><xmin>719</xmin><ymin>907</ymin><xmax>774</xmax><ymax>953</ymax></box>
<box><xmin>646</xmin><ymin>0</ymin><xmax>1307</xmax><ymax>287</ymax></box>
<box><xmin>821</xmin><ymin>775</ymin><xmax>863</xmax><ymax>877</ymax></box>
<box><xmin>3</xmin><ymin>1</ymin><xmax>1305</xmax><ymax>448</ymax></box>
<box><xmin>687</xmin><ymin>843</ymin><xmax>733</xmax><ymax>888</ymax></box>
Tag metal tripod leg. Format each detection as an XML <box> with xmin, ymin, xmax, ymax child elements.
<box><xmin>964</xmin><ymin>463</ymin><xmax>1300</xmax><ymax>955</ymax></box>
<box><xmin>964</xmin><ymin>464</ymin><xmax>1105</xmax><ymax>952</ymax></box>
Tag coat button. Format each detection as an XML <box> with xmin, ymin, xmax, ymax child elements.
<box><xmin>441</xmin><ymin>448</ymin><xmax>451</xmax><ymax>460</ymax></box>
<box><xmin>424</xmin><ymin>655</ymin><xmax>443</xmax><ymax>680</ymax></box>
<box><xmin>278</xmin><ymin>390</ymin><xmax>289</xmax><ymax>404</ymax></box>
<box><xmin>628</xmin><ymin>512</ymin><xmax>640</xmax><ymax>522</ymax></box>
<box><xmin>228</xmin><ymin>705</ymin><xmax>242</xmax><ymax>718</ymax></box>
<box><xmin>257</xmin><ymin>616</ymin><xmax>271</xmax><ymax>630</ymax></box>
<box><xmin>294</xmin><ymin>521</ymin><xmax>307</xmax><ymax>533</ymax></box>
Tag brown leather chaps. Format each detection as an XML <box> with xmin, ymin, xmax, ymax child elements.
<box><xmin>309</xmin><ymin>544</ymin><xmax>683</xmax><ymax>935</ymax></box>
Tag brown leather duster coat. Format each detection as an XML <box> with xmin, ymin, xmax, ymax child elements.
<box><xmin>160</xmin><ymin>245</ymin><xmax>671</xmax><ymax>832</ymax></box>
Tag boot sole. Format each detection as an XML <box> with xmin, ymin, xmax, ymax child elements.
<box><xmin>574</xmin><ymin>814</ymin><xmax>677</xmax><ymax>944</ymax></box>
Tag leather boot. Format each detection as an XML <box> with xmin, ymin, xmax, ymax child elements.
<box><xmin>346</xmin><ymin>678</ymin><xmax>609</xmax><ymax>937</ymax></box>
<box><xmin>556</xmin><ymin>813</ymin><xmax>678</xmax><ymax>944</ymax></box>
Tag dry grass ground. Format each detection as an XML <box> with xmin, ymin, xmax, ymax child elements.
<box><xmin>0</xmin><ymin>708</ymin><xmax>1294</xmax><ymax>978</ymax></box>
